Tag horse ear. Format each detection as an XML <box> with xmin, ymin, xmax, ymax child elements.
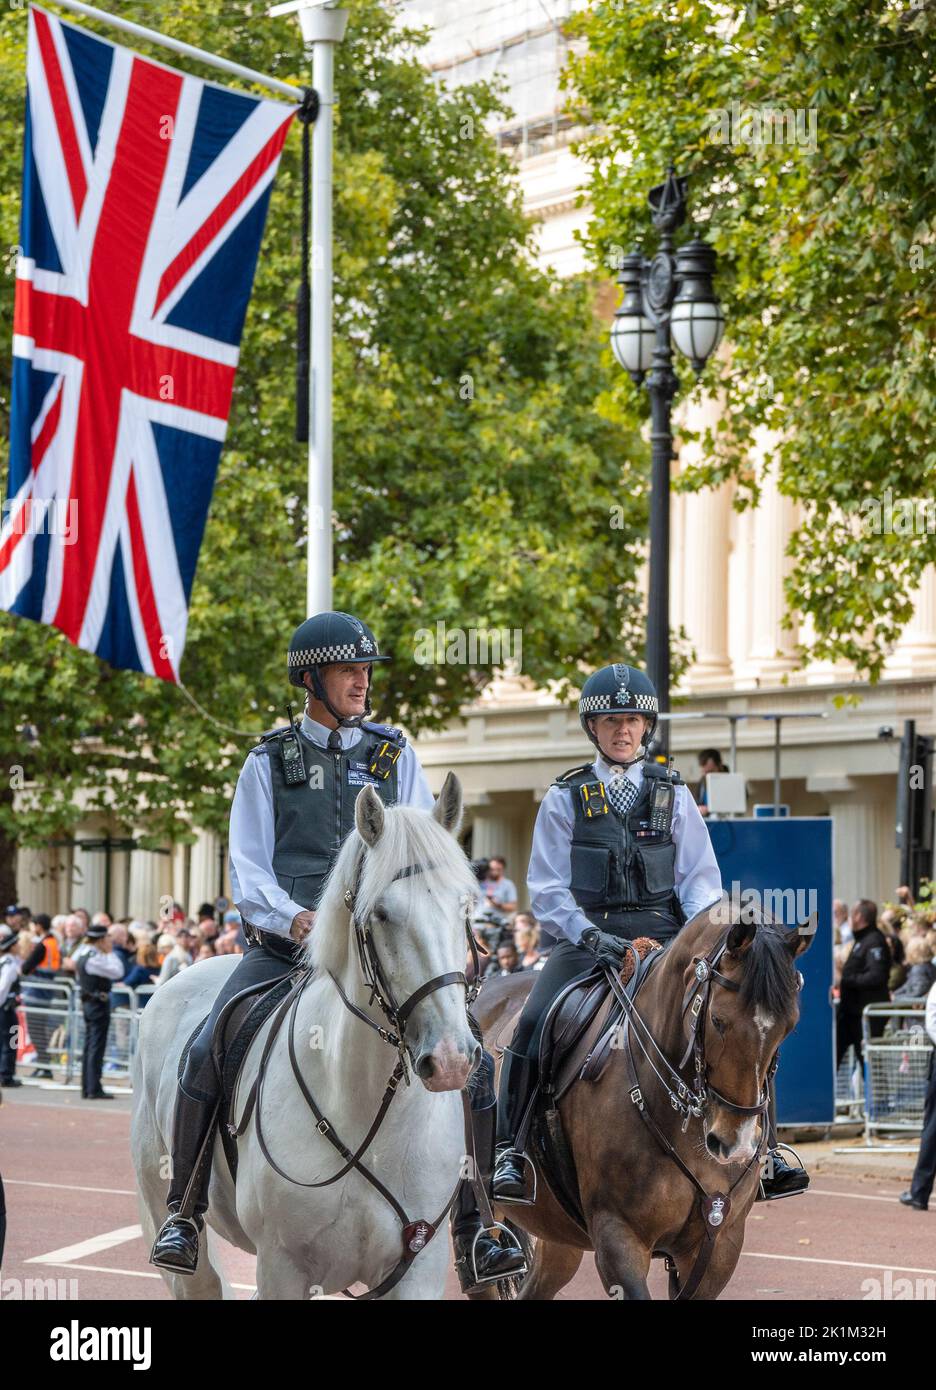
<box><xmin>355</xmin><ymin>784</ymin><xmax>385</xmax><ymax>847</ymax></box>
<box><xmin>726</xmin><ymin>916</ymin><xmax>756</xmax><ymax>956</ymax></box>
<box><xmin>789</xmin><ymin>913</ymin><xmax>817</xmax><ymax>958</ymax></box>
<box><xmin>432</xmin><ymin>771</ymin><xmax>463</xmax><ymax>836</ymax></box>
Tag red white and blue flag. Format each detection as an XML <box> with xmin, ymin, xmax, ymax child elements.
<box><xmin>1</xmin><ymin>5</ymin><xmax>296</xmax><ymax>681</ymax></box>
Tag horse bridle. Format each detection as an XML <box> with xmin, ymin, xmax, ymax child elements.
<box><xmin>677</xmin><ymin>934</ymin><xmax>772</xmax><ymax>1120</ymax></box>
<box><xmin>338</xmin><ymin>851</ymin><xmax>482</xmax><ymax>1082</ymax></box>
<box><xmin>232</xmin><ymin>846</ymin><xmax>484</xmax><ymax>1301</ymax></box>
<box><xmin>608</xmin><ymin>923</ymin><xmax>798</xmax><ymax>1300</ymax></box>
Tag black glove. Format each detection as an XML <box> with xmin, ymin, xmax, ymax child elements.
<box><xmin>581</xmin><ymin>928</ymin><xmax>627</xmax><ymax>970</ymax></box>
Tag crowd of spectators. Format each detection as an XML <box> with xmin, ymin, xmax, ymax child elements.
<box><xmin>833</xmin><ymin>887</ymin><xmax>936</xmax><ymax>1070</ymax></box>
<box><xmin>0</xmin><ymin>899</ymin><xmax>247</xmax><ymax>1086</ymax></box>
<box><xmin>468</xmin><ymin>857</ymin><xmax>552</xmax><ymax>982</ymax></box>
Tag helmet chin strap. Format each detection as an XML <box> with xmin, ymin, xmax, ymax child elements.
<box><xmin>586</xmin><ymin>718</ymin><xmax>650</xmax><ymax>770</ymax></box>
<box><xmin>305</xmin><ymin>666</ymin><xmax>372</xmax><ymax>728</ymax></box>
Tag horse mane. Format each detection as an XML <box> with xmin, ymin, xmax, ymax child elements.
<box><xmin>305</xmin><ymin>804</ymin><xmax>478</xmax><ymax>976</ymax></box>
<box><xmin>738</xmin><ymin>919</ymin><xmax>800</xmax><ymax>1018</ymax></box>
<box><xmin>681</xmin><ymin>899</ymin><xmax>800</xmax><ymax>1019</ymax></box>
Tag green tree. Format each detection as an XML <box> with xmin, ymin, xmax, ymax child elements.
<box><xmin>568</xmin><ymin>0</ymin><xmax>936</xmax><ymax>677</ymax></box>
<box><xmin>0</xmin><ymin>0</ymin><xmax>644</xmax><ymax>906</ymax></box>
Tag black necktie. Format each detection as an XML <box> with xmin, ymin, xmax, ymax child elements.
<box><xmin>327</xmin><ymin>729</ymin><xmax>342</xmax><ymax>750</ymax></box>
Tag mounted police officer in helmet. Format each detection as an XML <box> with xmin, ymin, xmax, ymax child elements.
<box><xmin>150</xmin><ymin>611</ymin><xmax>526</xmax><ymax>1288</ymax></box>
<box><xmin>492</xmin><ymin>662</ymin><xmax>809</xmax><ymax>1205</ymax></box>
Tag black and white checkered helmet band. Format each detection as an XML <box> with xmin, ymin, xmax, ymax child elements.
<box><xmin>580</xmin><ymin>692</ymin><xmax>658</xmax><ymax>714</ymax></box>
<box><xmin>288</xmin><ymin>643</ymin><xmax>365</xmax><ymax>667</ymax></box>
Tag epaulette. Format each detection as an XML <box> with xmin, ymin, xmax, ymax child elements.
<box><xmin>643</xmin><ymin>760</ymin><xmax>683</xmax><ymax>785</ymax></box>
<box><xmin>250</xmin><ymin>725</ymin><xmax>290</xmax><ymax>754</ymax></box>
<box><xmin>553</xmin><ymin>762</ymin><xmax>594</xmax><ymax>786</ymax></box>
<box><xmin>361</xmin><ymin>719</ymin><xmax>406</xmax><ymax>748</ymax></box>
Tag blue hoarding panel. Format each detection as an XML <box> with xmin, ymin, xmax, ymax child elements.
<box><xmin>706</xmin><ymin>817</ymin><xmax>834</xmax><ymax>1125</ymax></box>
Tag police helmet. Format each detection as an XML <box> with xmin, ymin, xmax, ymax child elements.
<box><xmin>579</xmin><ymin>664</ymin><xmax>659</xmax><ymax>758</ymax></box>
<box><xmin>287</xmin><ymin>611</ymin><xmax>390</xmax><ymax>726</ymax></box>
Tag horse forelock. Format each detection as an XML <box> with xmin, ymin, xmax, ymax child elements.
<box><xmin>674</xmin><ymin>900</ymin><xmax>799</xmax><ymax>1021</ymax></box>
<box><xmin>737</xmin><ymin>922</ymin><xmax>800</xmax><ymax>1019</ymax></box>
<box><xmin>306</xmin><ymin>804</ymin><xmax>476</xmax><ymax>975</ymax></box>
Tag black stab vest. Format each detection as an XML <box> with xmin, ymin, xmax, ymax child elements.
<box><xmin>558</xmin><ymin>760</ymin><xmax>683</xmax><ymax>932</ymax></box>
<box><xmin>252</xmin><ymin>721</ymin><xmax>403</xmax><ymax>911</ymax></box>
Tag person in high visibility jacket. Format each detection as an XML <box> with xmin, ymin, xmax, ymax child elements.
<box><xmin>21</xmin><ymin>914</ymin><xmax>63</xmax><ymax>1079</ymax></box>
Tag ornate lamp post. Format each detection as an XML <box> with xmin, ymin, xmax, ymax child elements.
<box><xmin>610</xmin><ymin>166</ymin><xmax>725</xmax><ymax>753</ymax></box>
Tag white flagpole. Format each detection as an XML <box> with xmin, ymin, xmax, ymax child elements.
<box><xmin>49</xmin><ymin>0</ymin><xmax>303</xmax><ymax>101</ymax></box>
<box><xmin>270</xmin><ymin>1</ymin><xmax>347</xmax><ymax>618</ymax></box>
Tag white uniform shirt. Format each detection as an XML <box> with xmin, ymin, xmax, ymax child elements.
<box><xmin>527</xmin><ymin>754</ymin><xmax>723</xmax><ymax>947</ymax></box>
<box><xmin>0</xmin><ymin>953</ymin><xmax>22</xmax><ymax>1008</ymax></box>
<box><xmin>71</xmin><ymin>943</ymin><xmax>125</xmax><ymax>982</ymax></box>
<box><xmin>229</xmin><ymin>714</ymin><xmax>435</xmax><ymax>938</ymax></box>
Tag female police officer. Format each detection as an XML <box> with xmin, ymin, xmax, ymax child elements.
<box><xmin>150</xmin><ymin>611</ymin><xmax>525</xmax><ymax>1287</ymax></box>
<box><xmin>492</xmin><ymin>663</ymin><xmax>808</xmax><ymax>1204</ymax></box>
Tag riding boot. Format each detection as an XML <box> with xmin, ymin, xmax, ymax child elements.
<box><xmin>492</xmin><ymin>1047</ymin><xmax>538</xmax><ymax>1204</ymax></box>
<box><xmin>452</xmin><ymin>1099</ymin><xmax>527</xmax><ymax>1294</ymax></box>
<box><xmin>150</xmin><ymin>1087</ymin><xmax>218</xmax><ymax>1274</ymax></box>
<box><xmin>756</xmin><ymin>1085</ymin><xmax>809</xmax><ymax>1201</ymax></box>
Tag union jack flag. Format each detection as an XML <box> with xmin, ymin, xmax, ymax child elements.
<box><xmin>1</xmin><ymin>5</ymin><xmax>297</xmax><ymax>681</ymax></box>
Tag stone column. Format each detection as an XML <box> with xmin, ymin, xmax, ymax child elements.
<box><xmin>189</xmin><ymin>830</ymin><xmax>220</xmax><ymax>915</ymax></box>
<box><xmin>127</xmin><ymin>845</ymin><xmax>171</xmax><ymax>922</ymax></box>
<box><xmin>171</xmin><ymin>844</ymin><xmax>189</xmax><ymax>915</ymax></box>
<box><xmin>677</xmin><ymin>396</ymin><xmax>733</xmax><ymax>690</ymax></box>
<box><xmin>72</xmin><ymin>834</ymin><xmax>106</xmax><ymax>917</ymax></box>
<box><xmin>886</xmin><ymin>566</ymin><xmax>936</xmax><ymax>677</ymax></box>
<box><xmin>14</xmin><ymin>845</ymin><xmax>48</xmax><ymax>913</ymax></box>
<box><xmin>810</xmin><ymin>776</ymin><xmax>899</xmax><ymax>908</ymax></box>
<box><xmin>746</xmin><ymin>431</ymin><xmax>799</xmax><ymax>681</ymax></box>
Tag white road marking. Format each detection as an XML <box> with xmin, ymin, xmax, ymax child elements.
<box><xmin>807</xmin><ymin>1187</ymin><xmax>911</xmax><ymax>1203</ymax></box>
<box><xmin>742</xmin><ymin>1252</ymin><xmax>936</xmax><ymax>1276</ymax></box>
<box><xmin>6</xmin><ymin>1179</ymin><xmax>136</xmax><ymax>1196</ymax></box>
<box><xmin>34</xmin><ymin>1261</ymin><xmax>256</xmax><ymax>1291</ymax></box>
<box><xmin>26</xmin><ymin>1225</ymin><xmax>143</xmax><ymax>1264</ymax></box>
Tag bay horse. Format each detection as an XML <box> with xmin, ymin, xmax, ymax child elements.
<box><xmin>132</xmin><ymin>774</ymin><xmax>481</xmax><ymax>1299</ymax></box>
<box><xmin>475</xmin><ymin>901</ymin><xmax>813</xmax><ymax>1300</ymax></box>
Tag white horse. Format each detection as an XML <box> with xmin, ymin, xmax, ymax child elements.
<box><xmin>131</xmin><ymin>773</ymin><xmax>481</xmax><ymax>1299</ymax></box>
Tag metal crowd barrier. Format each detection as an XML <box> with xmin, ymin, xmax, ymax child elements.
<box><xmin>862</xmin><ymin>1000</ymin><xmax>933</xmax><ymax>1142</ymax></box>
<box><xmin>18</xmin><ymin>976</ymin><xmax>158</xmax><ymax>1090</ymax></box>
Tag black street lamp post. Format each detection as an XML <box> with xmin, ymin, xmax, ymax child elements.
<box><xmin>610</xmin><ymin>166</ymin><xmax>725</xmax><ymax>754</ymax></box>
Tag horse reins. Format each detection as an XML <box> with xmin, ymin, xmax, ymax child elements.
<box><xmin>604</xmin><ymin>928</ymin><xmax>779</xmax><ymax>1301</ymax></box>
<box><xmin>231</xmin><ymin>849</ymin><xmax>482</xmax><ymax>1300</ymax></box>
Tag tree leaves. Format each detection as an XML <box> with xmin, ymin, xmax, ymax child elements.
<box><xmin>0</xmin><ymin>0</ymin><xmax>644</xmax><ymax>855</ymax></box>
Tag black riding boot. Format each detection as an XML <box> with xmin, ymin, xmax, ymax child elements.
<box><xmin>757</xmin><ymin>1087</ymin><xmax>809</xmax><ymax>1201</ymax></box>
<box><xmin>452</xmin><ymin>1100</ymin><xmax>527</xmax><ymax>1293</ymax></box>
<box><xmin>492</xmin><ymin>1047</ymin><xmax>538</xmax><ymax>1204</ymax></box>
<box><xmin>150</xmin><ymin>1087</ymin><xmax>218</xmax><ymax>1274</ymax></box>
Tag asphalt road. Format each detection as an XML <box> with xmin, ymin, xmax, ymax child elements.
<box><xmin>2</xmin><ymin>1083</ymin><xmax>932</xmax><ymax>1301</ymax></box>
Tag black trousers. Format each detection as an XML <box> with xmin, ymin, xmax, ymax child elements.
<box><xmin>81</xmin><ymin>999</ymin><xmax>110</xmax><ymax>1096</ymax></box>
<box><xmin>0</xmin><ymin>1004</ymin><xmax>17</xmax><ymax>1082</ymax></box>
<box><xmin>910</xmin><ymin>1056</ymin><xmax>936</xmax><ymax>1207</ymax></box>
<box><xmin>511</xmin><ymin>910</ymin><xmax>681</xmax><ymax>1061</ymax></box>
<box><xmin>181</xmin><ymin>939</ymin><xmax>298</xmax><ymax>1103</ymax></box>
<box><xmin>835</xmin><ymin>1010</ymin><xmax>886</xmax><ymax>1069</ymax></box>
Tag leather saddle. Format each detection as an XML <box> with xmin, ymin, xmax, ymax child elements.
<box><xmin>520</xmin><ymin>942</ymin><xmax>664</xmax><ymax>1231</ymax></box>
<box><xmin>178</xmin><ymin>972</ymin><xmax>299</xmax><ymax>1183</ymax></box>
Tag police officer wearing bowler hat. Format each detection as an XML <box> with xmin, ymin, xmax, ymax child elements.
<box><xmin>492</xmin><ymin>662</ymin><xmax>809</xmax><ymax>1204</ymax></box>
<box><xmin>73</xmin><ymin>923</ymin><xmax>124</xmax><ymax>1099</ymax></box>
<box><xmin>150</xmin><ymin>611</ymin><xmax>526</xmax><ymax>1288</ymax></box>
